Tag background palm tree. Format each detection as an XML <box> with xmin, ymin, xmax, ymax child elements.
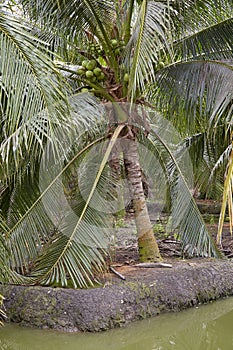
<box><xmin>0</xmin><ymin>0</ymin><xmax>232</xmax><ymax>287</ymax></box>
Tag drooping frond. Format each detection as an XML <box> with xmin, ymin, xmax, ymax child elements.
<box><xmin>20</xmin><ymin>0</ymin><xmax>114</xmax><ymax>31</ymax></box>
<box><xmin>1</xmin><ymin>94</ymin><xmax>125</xmax><ymax>288</ymax></box>
<box><xmin>0</xmin><ymin>230</ymin><xmax>9</xmax><ymax>283</ymax></box>
<box><xmin>148</xmin><ymin>61</ymin><xmax>233</xmax><ymax>132</ymax></box>
<box><xmin>173</xmin><ymin>0</ymin><xmax>233</xmax><ymax>61</ymax></box>
<box><xmin>182</xmin><ymin>128</ymin><xmax>230</xmax><ymax>199</ymax></box>
<box><xmin>19</xmin><ymin>0</ymin><xmax>115</xmax><ymax>55</ymax></box>
<box><xmin>176</xmin><ymin>18</ymin><xmax>233</xmax><ymax>61</ymax></box>
<box><xmin>208</xmin><ymin>143</ymin><xmax>232</xmax><ymax>186</ymax></box>
<box><xmin>29</xmin><ymin>125</ymin><xmax>124</xmax><ymax>288</ymax></box>
<box><xmin>139</xmin><ymin>110</ymin><xmax>221</xmax><ymax>257</ymax></box>
<box><xmin>0</xmin><ymin>9</ymin><xmax>69</xmax><ymax>181</ymax></box>
<box><xmin>19</xmin><ymin>0</ymin><xmax>122</xmax><ymax>73</ymax></box>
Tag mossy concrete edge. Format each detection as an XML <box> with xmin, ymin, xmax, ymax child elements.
<box><xmin>1</xmin><ymin>260</ymin><xmax>233</xmax><ymax>332</ymax></box>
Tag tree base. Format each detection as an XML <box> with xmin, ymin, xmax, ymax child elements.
<box><xmin>138</xmin><ymin>230</ymin><xmax>162</xmax><ymax>262</ymax></box>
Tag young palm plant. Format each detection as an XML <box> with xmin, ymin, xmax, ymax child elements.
<box><xmin>1</xmin><ymin>0</ymin><xmax>232</xmax><ymax>287</ymax></box>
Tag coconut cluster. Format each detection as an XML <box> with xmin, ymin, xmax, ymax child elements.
<box><xmin>78</xmin><ymin>39</ymin><xmax>128</xmax><ymax>93</ymax></box>
<box><xmin>77</xmin><ymin>59</ymin><xmax>106</xmax><ymax>85</ymax></box>
<box><xmin>110</xmin><ymin>39</ymin><xmax>125</xmax><ymax>56</ymax></box>
<box><xmin>89</xmin><ymin>43</ymin><xmax>104</xmax><ymax>57</ymax></box>
<box><xmin>111</xmin><ymin>39</ymin><xmax>129</xmax><ymax>83</ymax></box>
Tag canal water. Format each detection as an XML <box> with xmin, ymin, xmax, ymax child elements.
<box><xmin>1</xmin><ymin>297</ymin><xmax>233</xmax><ymax>350</ymax></box>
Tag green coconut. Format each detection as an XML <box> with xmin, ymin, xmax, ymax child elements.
<box><xmin>82</xmin><ymin>60</ymin><xmax>88</xmax><ymax>68</ymax></box>
<box><xmin>86</xmin><ymin>70</ymin><xmax>94</xmax><ymax>78</ymax></box>
<box><xmin>93</xmin><ymin>67</ymin><xmax>102</xmax><ymax>76</ymax></box>
<box><xmin>86</xmin><ymin>60</ymin><xmax>96</xmax><ymax>71</ymax></box>
<box><xmin>111</xmin><ymin>39</ymin><xmax>118</xmax><ymax>47</ymax></box>
<box><xmin>123</xmin><ymin>73</ymin><xmax>129</xmax><ymax>82</ymax></box>
<box><xmin>98</xmin><ymin>72</ymin><xmax>106</xmax><ymax>81</ymax></box>
<box><xmin>77</xmin><ymin>68</ymin><xmax>85</xmax><ymax>76</ymax></box>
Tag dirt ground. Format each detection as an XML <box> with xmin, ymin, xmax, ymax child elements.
<box><xmin>105</xmin><ymin>203</ymin><xmax>233</xmax><ymax>283</ymax></box>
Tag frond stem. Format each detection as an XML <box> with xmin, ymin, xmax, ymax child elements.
<box><xmin>124</xmin><ymin>0</ymin><xmax>134</xmax><ymax>44</ymax></box>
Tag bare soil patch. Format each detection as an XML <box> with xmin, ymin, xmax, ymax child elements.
<box><xmin>104</xmin><ymin>200</ymin><xmax>232</xmax><ymax>284</ymax></box>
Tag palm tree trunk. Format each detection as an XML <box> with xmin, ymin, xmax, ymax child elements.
<box><xmin>122</xmin><ymin>134</ymin><xmax>162</xmax><ymax>262</ymax></box>
<box><xmin>109</xmin><ymin>143</ymin><xmax>125</xmax><ymax>220</ymax></box>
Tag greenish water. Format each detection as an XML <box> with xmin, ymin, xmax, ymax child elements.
<box><xmin>1</xmin><ymin>297</ymin><xmax>233</xmax><ymax>350</ymax></box>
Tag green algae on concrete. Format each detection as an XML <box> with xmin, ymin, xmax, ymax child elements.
<box><xmin>1</xmin><ymin>260</ymin><xmax>233</xmax><ymax>332</ymax></box>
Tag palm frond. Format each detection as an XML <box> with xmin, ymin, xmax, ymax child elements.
<box><xmin>177</xmin><ymin>18</ymin><xmax>233</xmax><ymax>61</ymax></box>
<box><xmin>0</xmin><ymin>9</ymin><xmax>69</xmax><ymax>180</ymax></box>
<box><xmin>183</xmin><ymin>130</ymin><xmax>229</xmax><ymax>199</ymax></box>
<box><xmin>148</xmin><ymin>61</ymin><xmax>233</xmax><ymax>131</ymax></box>
<box><xmin>208</xmin><ymin>143</ymin><xmax>232</xmax><ymax>185</ymax></box>
<box><xmin>126</xmin><ymin>0</ymin><xmax>173</xmax><ymax>100</ymax></box>
<box><xmin>20</xmin><ymin>0</ymin><xmax>114</xmax><ymax>30</ymax></box>
<box><xmin>1</xmin><ymin>94</ymin><xmax>107</xmax><ymax>281</ymax></box>
<box><xmin>173</xmin><ymin>0</ymin><xmax>233</xmax><ymax>60</ymax></box>
<box><xmin>217</xmin><ymin>143</ymin><xmax>233</xmax><ymax>245</ymax></box>
<box><xmin>29</xmin><ymin>124</ymin><xmax>124</xmax><ymax>288</ymax></box>
<box><xmin>0</xmin><ymin>231</ymin><xmax>9</xmax><ymax>283</ymax></box>
<box><xmin>2</xmin><ymin>109</ymin><xmax>124</xmax><ymax>287</ymax></box>
<box><xmin>146</xmin><ymin>115</ymin><xmax>221</xmax><ymax>257</ymax></box>
<box><xmin>19</xmin><ymin>0</ymin><xmax>115</xmax><ymax>59</ymax></box>
<box><xmin>0</xmin><ymin>294</ymin><xmax>6</xmax><ymax>327</ymax></box>
<box><xmin>130</xmin><ymin>106</ymin><xmax>220</xmax><ymax>257</ymax></box>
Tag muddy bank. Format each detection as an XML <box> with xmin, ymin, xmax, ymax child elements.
<box><xmin>1</xmin><ymin>259</ymin><xmax>233</xmax><ymax>332</ymax></box>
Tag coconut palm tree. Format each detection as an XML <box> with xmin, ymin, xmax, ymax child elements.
<box><xmin>0</xmin><ymin>0</ymin><xmax>232</xmax><ymax>287</ymax></box>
